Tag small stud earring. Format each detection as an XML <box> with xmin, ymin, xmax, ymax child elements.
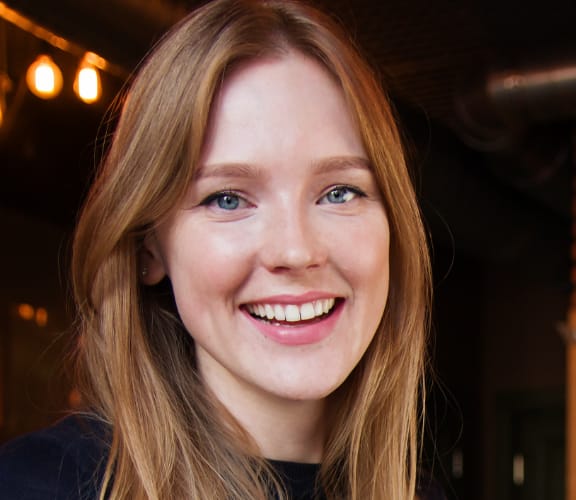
<box><xmin>141</xmin><ymin>266</ymin><xmax>148</xmax><ymax>277</ymax></box>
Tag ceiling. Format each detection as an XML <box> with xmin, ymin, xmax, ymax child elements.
<box><xmin>1</xmin><ymin>0</ymin><xmax>574</xmax><ymax>263</ymax></box>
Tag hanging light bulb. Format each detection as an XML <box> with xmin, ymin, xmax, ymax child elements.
<box><xmin>74</xmin><ymin>53</ymin><xmax>101</xmax><ymax>104</ymax></box>
<box><xmin>0</xmin><ymin>20</ymin><xmax>7</xmax><ymax>126</ymax></box>
<box><xmin>0</xmin><ymin>76</ymin><xmax>7</xmax><ymax>127</ymax></box>
<box><xmin>26</xmin><ymin>54</ymin><xmax>63</xmax><ymax>99</ymax></box>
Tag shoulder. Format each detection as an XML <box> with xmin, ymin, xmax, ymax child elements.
<box><xmin>0</xmin><ymin>414</ymin><xmax>110</xmax><ymax>500</ymax></box>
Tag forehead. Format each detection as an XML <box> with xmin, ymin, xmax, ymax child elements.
<box><xmin>217</xmin><ymin>51</ymin><xmax>342</xmax><ymax>112</ymax></box>
<box><xmin>199</xmin><ymin>51</ymin><xmax>365</xmax><ymax>168</ymax></box>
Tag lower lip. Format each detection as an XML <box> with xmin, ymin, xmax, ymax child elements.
<box><xmin>243</xmin><ymin>301</ymin><xmax>344</xmax><ymax>346</ymax></box>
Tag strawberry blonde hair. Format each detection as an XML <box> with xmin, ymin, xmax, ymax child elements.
<box><xmin>72</xmin><ymin>1</ymin><xmax>431</xmax><ymax>498</ymax></box>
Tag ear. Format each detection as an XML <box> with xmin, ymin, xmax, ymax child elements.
<box><xmin>139</xmin><ymin>232</ymin><xmax>167</xmax><ymax>285</ymax></box>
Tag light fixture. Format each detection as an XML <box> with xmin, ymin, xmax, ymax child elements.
<box><xmin>0</xmin><ymin>83</ymin><xmax>5</xmax><ymax>127</ymax></box>
<box><xmin>17</xmin><ymin>303</ymin><xmax>34</xmax><ymax>320</ymax></box>
<box><xmin>1</xmin><ymin>8</ymin><xmax>127</xmax><ymax>109</ymax></box>
<box><xmin>0</xmin><ymin>72</ymin><xmax>13</xmax><ymax>128</ymax></box>
<box><xmin>26</xmin><ymin>54</ymin><xmax>63</xmax><ymax>99</ymax></box>
<box><xmin>74</xmin><ymin>52</ymin><xmax>101</xmax><ymax>104</ymax></box>
<box><xmin>0</xmin><ymin>18</ymin><xmax>8</xmax><ymax>126</ymax></box>
<box><xmin>35</xmin><ymin>307</ymin><xmax>48</xmax><ymax>327</ymax></box>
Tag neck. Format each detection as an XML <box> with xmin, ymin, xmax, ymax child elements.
<box><xmin>205</xmin><ymin>378</ymin><xmax>326</xmax><ymax>463</ymax></box>
<box><xmin>242</xmin><ymin>397</ymin><xmax>326</xmax><ymax>463</ymax></box>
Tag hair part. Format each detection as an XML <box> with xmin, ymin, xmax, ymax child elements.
<box><xmin>72</xmin><ymin>1</ymin><xmax>432</xmax><ymax>498</ymax></box>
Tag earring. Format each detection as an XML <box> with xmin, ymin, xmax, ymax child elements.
<box><xmin>141</xmin><ymin>266</ymin><xmax>148</xmax><ymax>277</ymax></box>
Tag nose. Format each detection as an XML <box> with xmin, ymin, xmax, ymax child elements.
<box><xmin>259</xmin><ymin>205</ymin><xmax>327</xmax><ymax>273</ymax></box>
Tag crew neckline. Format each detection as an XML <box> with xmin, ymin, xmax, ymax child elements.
<box><xmin>267</xmin><ymin>459</ymin><xmax>323</xmax><ymax>500</ymax></box>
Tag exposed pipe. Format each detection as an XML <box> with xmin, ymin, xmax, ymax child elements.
<box><xmin>456</xmin><ymin>61</ymin><xmax>576</xmax><ymax>152</ymax></box>
<box><xmin>488</xmin><ymin>63</ymin><xmax>576</xmax><ymax>122</ymax></box>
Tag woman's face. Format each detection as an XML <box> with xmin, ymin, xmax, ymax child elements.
<box><xmin>146</xmin><ymin>52</ymin><xmax>389</xmax><ymax>414</ymax></box>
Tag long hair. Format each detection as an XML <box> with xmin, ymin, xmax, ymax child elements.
<box><xmin>71</xmin><ymin>1</ymin><xmax>432</xmax><ymax>498</ymax></box>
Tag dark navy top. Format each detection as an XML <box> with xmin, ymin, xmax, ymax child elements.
<box><xmin>0</xmin><ymin>415</ymin><xmax>444</xmax><ymax>499</ymax></box>
<box><xmin>0</xmin><ymin>415</ymin><xmax>324</xmax><ymax>499</ymax></box>
<box><xmin>0</xmin><ymin>415</ymin><xmax>109</xmax><ymax>499</ymax></box>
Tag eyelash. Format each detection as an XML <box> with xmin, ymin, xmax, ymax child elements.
<box><xmin>200</xmin><ymin>184</ymin><xmax>366</xmax><ymax>211</ymax></box>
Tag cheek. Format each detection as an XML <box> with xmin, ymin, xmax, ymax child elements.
<box><xmin>335</xmin><ymin>217</ymin><xmax>390</xmax><ymax>283</ymax></box>
<box><xmin>163</xmin><ymin>222</ymin><xmax>255</xmax><ymax>301</ymax></box>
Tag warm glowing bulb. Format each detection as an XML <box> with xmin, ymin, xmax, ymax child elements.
<box><xmin>26</xmin><ymin>55</ymin><xmax>63</xmax><ymax>99</ymax></box>
<box><xmin>17</xmin><ymin>303</ymin><xmax>35</xmax><ymax>320</ymax></box>
<box><xmin>35</xmin><ymin>64</ymin><xmax>55</xmax><ymax>92</ymax></box>
<box><xmin>74</xmin><ymin>64</ymin><xmax>100</xmax><ymax>103</ymax></box>
<box><xmin>35</xmin><ymin>307</ymin><xmax>48</xmax><ymax>327</ymax></box>
<box><xmin>0</xmin><ymin>74</ymin><xmax>11</xmax><ymax>127</ymax></box>
<box><xmin>68</xmin><ymin>387</ymin><xmax>82</xmax><ymax>408</ymax></box>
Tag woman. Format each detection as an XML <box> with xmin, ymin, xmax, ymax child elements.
<box><xmin>0</xmin><ymin>0</ymin><xmax>432</xmax><ymax>498</ymax></box>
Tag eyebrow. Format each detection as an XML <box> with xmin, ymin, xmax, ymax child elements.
<box><xmin>310</xmin><ymin>155</ymin><xmax>371</xmax><ymax>174</ymax></box>
<box><xmin>194</xmin><ymin>162</ymin><xmax>262</xmax><ymax>181</ymax></box>
<box><xmin>195</xmin><ymin>155</ymin><xmax>371</xmax><ymax>180</ymax></box>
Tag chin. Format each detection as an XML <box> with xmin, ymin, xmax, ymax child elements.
<box><xmin>267</xmin><ymin>374</ymin><xmax>350</xmax><ymax>403</ymax></box>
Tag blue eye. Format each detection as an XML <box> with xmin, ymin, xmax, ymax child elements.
<box><xmin>321</xmin><ymin>186</ymin><xmax>363</xmax><ymax>204</ymax></box>
<box><xmin>202</xmin><ymin>191</ymin><xmax>244</xmax><ymax>210</ymax></box>
<box><xmin>215</xmin><ymin>193</ymin><xmax>240</xmax><ymax>210</ymax></box>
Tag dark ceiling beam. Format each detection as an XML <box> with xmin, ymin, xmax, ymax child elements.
<box><xmin>3</xmin><ymin>0</ymin><xmax>188</xmax><ymax>70</ymax></box>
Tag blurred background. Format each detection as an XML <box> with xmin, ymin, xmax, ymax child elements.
<box><xmin>0</xmin><ymin>1</ymin><xmax>573</xmax><ymax>499</ymax></box>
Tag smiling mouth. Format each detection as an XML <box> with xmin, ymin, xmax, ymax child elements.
<box><xmin>243</xmin><ymin>298</ymin><xmax>341</xmax><ymax>325</ymax></box>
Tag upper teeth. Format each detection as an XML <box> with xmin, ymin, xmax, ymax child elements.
<box><xmin>246</xmin><ymin>298</ymin><xmax>336</xmax><ymax>322</ymax></box>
